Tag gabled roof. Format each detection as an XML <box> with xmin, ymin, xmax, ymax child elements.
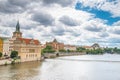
<box><xmin>18</xmin><ymin>38</ymin><xmax>40</xmax><ymax>45</ymax></box>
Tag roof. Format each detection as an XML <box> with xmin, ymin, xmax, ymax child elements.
<box><xmin>18</xmin><ymin>38</ymin><xmax>40</xmax><ymax>45</ymax></box>
<box><xmin>64</xmin><ymin>45</ymin><xmax>76</xmax><ymax>47</ymax></box>
<box><xmin>91</xmin><ymin>43</ymin><xmax>100</xmax><ymax>47</ymax></box>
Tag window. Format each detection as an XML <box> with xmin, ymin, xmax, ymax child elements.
<box><xmin>29</xmin><ymin>49</ymin><xmax>35</xmax><ymax>53</ymax></box>
<box><xmin>26</xmin><ymin>55</ymin><xmax>28</xmax><ymax>58</ymax></box>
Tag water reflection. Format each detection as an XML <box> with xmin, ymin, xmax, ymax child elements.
<box><xmin>0</xmin><ymin>54</ymin><xmax>120</xmax><ymax>80</ymax></box>
<box><xmin>0</xmin><ymin>61</ymin><xmax>42</xmax><ymax>80</ymax></box>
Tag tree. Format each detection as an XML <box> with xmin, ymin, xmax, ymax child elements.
<box><xmin>59</xmin><ymin>49</ymin><xmax>66</xmax><ymax>52</ymax></box>
<box><xmin>10</xmin><ymin>51</ymin><xmax>18</xmax><ymax>59</ymax></box>
<box><xmin>42</xmin><ymin>45</ymin><xmax>55</xmax><ymax>53</ymax></box>
<box><xmin>0</xmin><ymin>52</ymin><xmax>2</xmax><ymax>59</ymax></box>
<box><xmin>76</xmin><ymin>47</ymin><xmax>86</xmax><ymax>52</ymax></box>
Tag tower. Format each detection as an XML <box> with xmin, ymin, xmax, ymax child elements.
<box><xmin>12</xmin><ymin>21</ymin><xmax>22</xmax><ymax>38</ymax></box>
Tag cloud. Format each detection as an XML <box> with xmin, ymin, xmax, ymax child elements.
<box><xmin>113</xmin><ymin>20</ymin><xmax>120</xmax><ymax>26</ymax></box>
<box><xmin>0</xmin><ymin>0</ymin><xmax>23</xmax><ymax>13</ymax></box>
<box><xmin>51</xmin><ymin>26</ymin><xmax>65</xmax><ymax>36</ymax></box>
<box><xmin>31</xmin><ymin>12</ymin><xmax>55</xmax><ymax>26</ymax></box>
<box><xmin>99</xmin><ymin>32</ymin><xmax>109</xmax><ymax>37</ymax></box>
<box><xmin>0</xmin><ymin>0</ymin><xmax>120</xmax><ymax>47</ymax></box>
<box><xmin>84</xmin><ymin>21</ymin><xmax>104</xmax><ymax>32</ymax></box>
<box><xmin>76</xmin><ymin>0</ymin><xmax>120</xmax><ymax>17</ymax></box>
<box><xmin>59</xmin><ymin>15</ymin><xmax>79</xmax><ymax>26</ymax></box>
<box><xmin>110</xmin><ymin>27</ymin><xmax>120</xmax><ymax>35</ymax></box>
<box><xmin>0</xmin><ymin>0</ymin><xmax>39</xmax><ymax>14</ymax></box>
<box><xmin>41</xmin><ymin>0</ymin><xmax>74</xmax><ymax>7</ymax></box>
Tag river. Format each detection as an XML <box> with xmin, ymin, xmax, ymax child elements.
<box><xmin>0</xmin><ymin>54</ymin><xmax>120</xmax><ymax>80</ymax></box>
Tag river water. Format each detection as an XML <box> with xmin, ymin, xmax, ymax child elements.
<box><xmin>0</xmin><ymin>54</ymin><xmax>120</xmax><ymax>80</ymax></box>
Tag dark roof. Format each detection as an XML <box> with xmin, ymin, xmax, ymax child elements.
<box><xmin>91</xmin><ymin>43</ymin><xmax>100</xmax><ymax>47</ymax></box>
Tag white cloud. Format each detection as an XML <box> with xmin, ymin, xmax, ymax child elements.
<box><xmin>78</xmin><ymin>0</ymin><xmax>120</xmax><ymax>17</ymax></box>
<box><xmin>0</xmin><ymin>0</ymin><xmax>120</xmax><ymax>47</ymax></box>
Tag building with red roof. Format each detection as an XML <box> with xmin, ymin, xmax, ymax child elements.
<box><xmin>9</xmin><ymin>21</ymin><xmax>41</xmax><ymax>62</ymax></box>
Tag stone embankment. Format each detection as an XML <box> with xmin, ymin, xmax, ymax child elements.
<box><xmin>0</xmin><ymin>59</ymin><xmax>20</xmax><ymax>66</ymax></box>
<box><xmin>44</xmin><ymin>52</ymin><xmax>86</xmax><ymax>58</ymax></box>
<box><xmin>0</xmin><ymin>59</ymin><xmax>12</xmax><ymax>65</ymax></box>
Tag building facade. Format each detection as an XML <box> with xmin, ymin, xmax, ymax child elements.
<box><xmin>46</xmin><ymin>39</ymin><xmax>64</xmax><ymax>52</ymax></box>
<box><xmin>64</xmin><ymin>45</ymin><xmax>76</xmax><ymax>51</ymax></box>
<box><xmin>10</xmin><ymin>21</ymin><xmax>41</xmax><ymax>62</ymax></box>
<box><xmin>3</xmin><ymin>38</ymin><xmax>10</xmax><ymax>56</ymax></box>
<box><xmin>0</xmin><ymin>38</ymin><xmax>3</xmax><ymax>53</ymax></box>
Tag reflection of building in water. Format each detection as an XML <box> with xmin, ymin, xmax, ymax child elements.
<box><xmin>46</xmin><ymin>39</ymin><xmax>64</xmax><ymax>51</ymax></box>
<box><xmin>9</xmin><ymin>61</ymin><xmax>42</xmax><ymax>80</ymax></box>
<box><xmin>9</xmin><ymin>21</ymin><xmax>41</xmax><ymax>62</ymax></box>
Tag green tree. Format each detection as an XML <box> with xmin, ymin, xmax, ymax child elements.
<box><xmin>86</xmin><ymin>48</ymin><xmax>104</xmax><ymax>54</ymax></box>
<box><xmin>42</xmin><ymin>45</ymin><xmax>55</xmax><ymax>53</ymax></box>
<box><xmin>76</xmin><ymin>47</ymin><xmax>86</xmax><ymax>52</ymax></box>
<box><xmin>59</xmin><ymin>49</ymin><xmax>66</xmax><ymax>52</ymax></box>
<box><xmin>0</xmin><ymin>52</ymin><xmax>2</xmax><ymax>59</ymax></box>
<box><xmin>10</xmin><ymin>51</ymin><xmax>18</xmax><ymax>59</ymax></box>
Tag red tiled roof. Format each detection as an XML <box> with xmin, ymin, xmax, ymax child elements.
<box><xmin>18</xmin><ymin>38</ymin><xmax>40</xmax><ymax>45</ymax></box>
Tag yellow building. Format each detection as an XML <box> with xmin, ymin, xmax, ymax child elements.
<box><xmin>9</xmin><ymin>21</ymin><xmax>41</xmax><ymax>62</ymax></box>
<box><xmin>0</xmin><ymin>38</ymin><xmax>3</xmax><ymax>53</ymax></box>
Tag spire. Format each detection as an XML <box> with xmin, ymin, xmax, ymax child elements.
<box><xmin>16</xmin><ymin>21</ymin><xmax>20</xmax><ymax>32</ymax></box>
<box><xmin>53</xmin><ymin>39</ymin><xmax>57</xmax><ymax>42</ymax></box>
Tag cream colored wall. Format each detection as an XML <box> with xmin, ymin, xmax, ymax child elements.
<box><xmin>64</xmin><ymin>46</ymin><xmax>76</xmax><ymax>51</ymax></box>
<box><xmin>3</xmin><ymin>39</ymin><xmax>10</xmax><ymax>55</ymax></box>
<box><xmin>18</xmin><ymin>46</ymin><xmax>41</xmax><ymax>62</ymax></box>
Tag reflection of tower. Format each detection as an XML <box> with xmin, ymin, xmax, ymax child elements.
<box><xmin>12</xmin><ymin>21</ymin><xmax>22</xmax><ymax>38</ymax></box>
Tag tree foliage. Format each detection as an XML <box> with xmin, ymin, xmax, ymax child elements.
<box><xmin>10</xmin><ymin>51</ymin><xmax>18</xmax><ymax>59</ymax></box>
<box><xmin>59</xmin><ymin>49</ymin><xmax>66</xmax><ymax>52</ymax></box>
<box><xmin>42</xmin><ymin>45</ymin><xmax>55</xmax><ymax>53</ymax></box>
<box><xmin>0</xmin><ymin>52</ymin><xmax>2</xmax><ymax>58</ymax></box>
<box><xmin>86</xmin><ymin>48</ymin><xmax>103</xmax><ymax>54</ymax></box>
<box><xmin>76</xmin><ymin>47</ymin><xmax>86</xmax><ymax>52</ymax></box>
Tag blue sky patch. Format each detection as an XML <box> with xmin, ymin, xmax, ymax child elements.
<box><xmin>75</xmin><ymin>2</ymin><xmax>120</xmax><ymax>25</ymax></box>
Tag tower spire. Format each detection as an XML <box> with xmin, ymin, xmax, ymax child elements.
<box><xmin>12</xmin><ymin>21</ymin><xmax>22</xmax><ymax>38</ymax></box>
<box><xmin>16</xmin><ymin>20</ymin><xmax>20</xmax><ymax>32</ymax></box>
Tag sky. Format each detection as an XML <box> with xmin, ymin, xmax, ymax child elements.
<box><xmin>0</xmin><ymin>0</ymin><xmax>120</xmax><ymax>47</ymax></box>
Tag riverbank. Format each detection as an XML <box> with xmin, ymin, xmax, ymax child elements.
<box><xmin>0</xmin><ymin>52</ymin><xmax>86</xmax><ymax>66</ymax></box>
<box><xmin>43</xmin><ymin>52</ymin><xmax>86</xmax><ymax>58</ymax></box>
<box><xmin>0</xmin><ymin>59</ymin><xmax>21</xmax><ymax>66</ymax></box>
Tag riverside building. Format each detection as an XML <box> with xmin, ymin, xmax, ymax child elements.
<box><xmin>9</xmin><ymin>21</ymin><xmax>41</xmax><ymax>62</ymax></box>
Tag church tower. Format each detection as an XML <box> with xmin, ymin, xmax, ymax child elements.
<box><xmin>12</xmin><ymin>21</ymin><xmax>22</xmax><ymax>38</ymax></box>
